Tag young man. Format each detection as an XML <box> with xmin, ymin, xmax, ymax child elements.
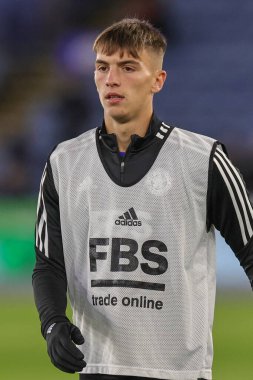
<box><xmin>33</xmin><ymin>18</ymin><xmax>253</xmax><ymax>380</ymax></box>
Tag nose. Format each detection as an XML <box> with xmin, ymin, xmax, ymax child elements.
<box><xmin>106</xmin><ymin>67</ymin><xmax>120</xmax><ymax>87</ymax></box>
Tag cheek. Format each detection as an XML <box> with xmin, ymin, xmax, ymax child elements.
<box><xmin>135</xmin><ymin>77</ymin><xmax>154</xmax><ymax>96</ymax></box>
<box><xmin>94</xmin><ymin>77</ymin><xmax>99</xmax><ymax>90</ymax></box>
<box><xmin>94</xmin><ymin>78</ymin><xmax>104</xmax><ymax>101</ymax></box>
<box><xmin>94</xmin><ymin>73</ymin><xmax>103</xmax><ymax>89</ymax></box>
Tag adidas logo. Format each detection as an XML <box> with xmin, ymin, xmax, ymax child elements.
<box><xmin>115</xmin><ymin>207</ymin><xmax>142</xmax><ymax>226</ymax></box>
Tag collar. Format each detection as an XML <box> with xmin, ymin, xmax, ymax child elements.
<box><xmin>98</xmin><ymin>113</ymin><xmax>162</xmax><ymax>152</ymax></box>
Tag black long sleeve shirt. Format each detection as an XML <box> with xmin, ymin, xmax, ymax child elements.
<box><xmin>32</xmin><ymin>114</ymin><xmax>253</xmax><ymax>380</ymax></box>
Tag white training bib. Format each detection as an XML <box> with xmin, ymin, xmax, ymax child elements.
<box><xmin>50</xmin><ymin>126</ymin><xmax>216</xmax><ymax>380</ymax></box>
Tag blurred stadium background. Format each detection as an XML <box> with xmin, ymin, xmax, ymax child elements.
<box><xmin>0</xmin><ymin>1</ymin><xmax>252</xmax><ymax>379</ymax></box>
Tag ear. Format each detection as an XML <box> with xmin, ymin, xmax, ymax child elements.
<box><xmin>151</xmin><ymin>70</ymin><xmax>167</xmax><ymax>94</ymax></box>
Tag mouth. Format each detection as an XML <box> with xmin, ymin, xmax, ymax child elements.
<box><xmin>105</xmin><ymin>93</ymin><xmax>125</xmax><ymax>104</ymax></box>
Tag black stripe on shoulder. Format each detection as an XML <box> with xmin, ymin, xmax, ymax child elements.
<box><xmin>206</xmin><ymin>141</ymin><xmax>220</xmax><ymax>231</ymax></box>
<box><xmin>215</xmin><ymin>149</ymin><xmax>253</xmax><ymax>233</ymax></box>
<box><xmin>214</xmin><ymin>152</ymin><xmax>251</xmax><ymax>242</ymax></box>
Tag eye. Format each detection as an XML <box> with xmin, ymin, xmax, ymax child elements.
<box><xmin>123</xmin><ymin>66</ymin><xmax>135</xmax><ymax>72</ymax></box>
<box><xmin>97</xmin><ymin>65</ymin><xmax>108</xmax><ymax>72</ymax></box>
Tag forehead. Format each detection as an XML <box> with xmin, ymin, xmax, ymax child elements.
<box><xmin>95</xmin><ymin>48</ymin><xmax>150</xmax><ymax>64</ymax></box>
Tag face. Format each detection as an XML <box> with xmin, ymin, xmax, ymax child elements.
<box><xmin>94</xmin><ymin>48</ymin><xmax>166</xmax><ymax>124</ymax></box>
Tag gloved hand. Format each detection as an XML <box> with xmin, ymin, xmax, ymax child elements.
<box><xmin>46</xmin><ymin>321</ymin><xmax>86</xmax><ymax>373</ymax></box>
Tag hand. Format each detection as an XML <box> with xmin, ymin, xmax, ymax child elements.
<box><xmin>46</xmin><ymin>322</ymin><xmax>86</xmax><ymax>373</ymax></box>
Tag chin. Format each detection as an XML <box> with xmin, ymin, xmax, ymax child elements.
<box><xmin>108</xmin><ymin>111</ymin><xmax>130</xmax><ymax>124</ymax></box>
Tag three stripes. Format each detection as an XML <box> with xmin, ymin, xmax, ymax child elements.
<box><xmin>214</xmin><ymin>148</ymin><xmax>253</xmax><ymax>245</ymax></box>
<box><xmin>156</xmin><ymin>122</ymin><xmax>171</xmax><ymax>140</ymax></box>
<box><xmin>118</xmin><ymin>207</ymin><xmax>138</xmax><ymax>221</ymax></box>
<box><xmin>35</xmin><ymin>164</ymin><xmax>49</xmax><ymax>257</ymax></box>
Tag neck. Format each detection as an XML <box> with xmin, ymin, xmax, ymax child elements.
<box><xmin>104</xmin><ymin>111</ymin><xmax>153</xmax><ymax>152</ymax></box>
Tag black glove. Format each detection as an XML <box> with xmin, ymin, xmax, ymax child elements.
<box><xmin>46</xmin><ymin>321</ymin><xmax>86</xmax><ymax>373</ymax></box>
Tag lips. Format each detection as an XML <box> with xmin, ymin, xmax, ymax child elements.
<box><xmin>105</xmin><ymin>92</ymin><xmax>124</xmax><ymax>99</ymax></box>
<box><xmin>105</xmin><ymin>92</ymin><xmax>125</xmax><ymax>105</ymax></box>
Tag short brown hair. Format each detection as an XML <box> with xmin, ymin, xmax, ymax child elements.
<box><xmin>93</xmin><ymin>18</ymin><xmax>167</xmax><ymax>58</ymax></box>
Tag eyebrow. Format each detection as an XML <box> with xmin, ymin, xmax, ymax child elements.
<box><xmin>95</xmin><ymin>59</ymin><xmax>141</xmax><ymax>66</ymax></box>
